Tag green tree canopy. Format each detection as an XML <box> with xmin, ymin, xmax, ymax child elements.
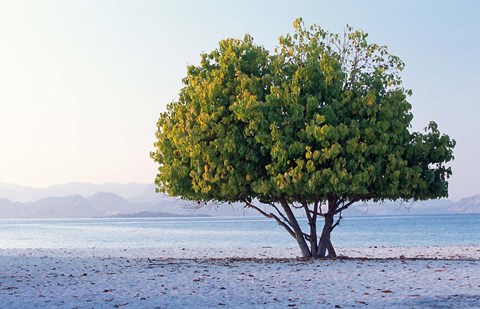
<box><xmin>151</xmin><ymin>19</ymin><xmax>455</xmax><ymax>258</ymax></box>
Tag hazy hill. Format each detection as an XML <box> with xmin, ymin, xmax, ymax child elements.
<box><xmin>353</xmin><ymin>199</ymin><xmax>456</xmax><ymax>216</ymax></box>
<box><xmin>27</xmin><ymin>195</ymin><xmax>104</xmax><ymax>218</ymax></box>
<box><xmin>0</xmin><ymin>182</ymin><xmax>39</xmax><ymax>203</ymax></box>
<box><xmin>46</xmin><ymin>182</ymin><xmax>151</xmax><ymax>200</ymax></box>
<box><xmin>449</xmin><ymin>195</ymin><xmax>480</xmax><ymax>214</ymax></box>
<box><xmin>0</xmin><ymin>197</ymin><xmax>28</xmax><ymax>218</ymax></box>
<box><xmin>0</xmin><ymin>182</ymin><xmax>154</xmax><ymax>203</ymax></box>
<box><xmin>88</xmin><ymin>192</ymin><xmax>135</xmax><ymax>215</ymax></box>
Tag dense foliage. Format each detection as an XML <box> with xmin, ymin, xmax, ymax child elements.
<box><xmin>152</xmin><ymin>19</ymin><xmax>455</xmax><ymax>257</ymax></box>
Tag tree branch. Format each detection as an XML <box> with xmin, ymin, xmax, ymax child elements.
<box><xmin>243</xmin><ymin>200</ymin><xmax>295</xmax><ymax>238</ymax></box>
<box><xmin>313</xmin><ymin>201</ymin><xmax>319</xmax><ymax>219</ymax></box>
<box><xmin>291</xmin><ymin>204</ymin><xmax>304</xmax><ymax>209</ymax></box>
<box><xmin>303</xmin><ymin>232</ymin><xmax>311</xmax><ymax>241</ymax></box>
<box><xmin>302</xmin><ymin>200</ymin><xmax>312</xmax><ymax>222</ymax></box>
<box><xmin>267</xmin><ymin>201</ymin><xmax>293</xmax><ymax>227</ymax></box>
<box><xmin>335</xmin><ymin>195</ymin><xmax>347</xmax><ymax>208</ymax></box>
<box><xmin>334</xmin><ymin>198</ymin><xmax>359</xmax><ymax>215</ymax></box>
<box><xmin>331</xmin><ymin>212</ymin><xmax>342</xmax><ymax>231</ymax></box>
<box><xmin>308</xmin><ymin>209</ymin><xmax>326</xmax><ymax>217</ymax></box>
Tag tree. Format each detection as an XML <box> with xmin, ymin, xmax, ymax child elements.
<box><xmin>151</xmin><ymin>19</ymin><xmax>455</xmax><ymax>258</ymax></box>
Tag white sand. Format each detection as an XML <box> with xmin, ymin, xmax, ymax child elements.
<box><xmin>1</xmin><ymin>246</ymin><xmax>479</xmax><ymax>308</ymax></box>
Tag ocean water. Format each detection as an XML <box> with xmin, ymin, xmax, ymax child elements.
<box><xmin>0</xmin><ymin>215</ymin><xmax>479</xmax><ymax>249</ymax></box>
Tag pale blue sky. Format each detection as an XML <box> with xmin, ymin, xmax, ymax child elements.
<box><xmin>0</xmin><ymin>0</ymin><xmax>478</xmax><ymax>200</ymax></box>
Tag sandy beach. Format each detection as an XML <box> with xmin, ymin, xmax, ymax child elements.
<box><xmin>1</xmin><ymin>246</ymin><xmax>479</xmax><ymax>308</ymax></box>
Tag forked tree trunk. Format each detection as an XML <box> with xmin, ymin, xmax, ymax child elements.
<box><xmin>253</xmin><ymin>199</ymin><xmax>342</xmax><ymax>258</ymax></box>
<box><xmin>317</xmin><ymin>214</ymin><xmax>335</xmax><ymax>257</ymax></box>
<box><xmin>317</xmin><ymin>198</ymin><xmax>337</xmax><ymax>258</ymax></box>
<box><xmin>280</xmin><ymin>199</ymin><xmax>311</xmax><ymax>258</ymax></box>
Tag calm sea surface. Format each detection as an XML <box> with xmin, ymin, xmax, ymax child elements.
<box><xmin>0</xmin><ymin>215</ymin><xmax>479</xmax><ymax>249</ymax></box>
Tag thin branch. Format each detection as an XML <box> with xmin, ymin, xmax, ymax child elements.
<box><xmin>267</xmin><ymin>202</ymin><xmax>293</xmax><ymax>227</ymax></box>
<box><xmin>318</xmin><ymin>201</ymin><xmax>324</xmax><ymax>215</ymax></box>
<box><xmin>291</xmin><ymin>203</ymin><xmax>304</xmax><ymax>209</ymax></box>
<box><xmin>302</xmin><ymin>200</ymin><xmax>312</xmax><ymax>222</ymax></box>
<box><xmin>303</xmin><ymin>233</ymin><xmax>311</xmax><ymax>241</ymax></box>
<box><xmin>312</xmin><ymin>200</ymin><xmax>319</xmax><ymax>222</ymax></box>
<box><xmin>331</xmin><ymin>212</ymin><xmax>343</xmax><ymax>231</ymax></box>
<box><xmin>335</xmin><ymin>195</ymin><xmax>347</xmax><ymax>208</ymax></box>
<box><xmin>334</xmin><ymin>198</ymin><xmax>359</xmax><ymax>215</ymax></box>
<box><xmin>243</xmin><ymin>201</ymin><xmax>295</xmax><ymax>238</ymax></box>
<box><xmin>308</xmin><ymin>209</ymin><xmax>326</xmax><ymax>217</ymax></box>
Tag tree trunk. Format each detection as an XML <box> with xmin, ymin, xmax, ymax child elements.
<box><xmin>317</xmin><ymin>213</ymin><xmax>334</xmax><ymax>257</ymax></box>
<box><xmin>280</xmin><ymin>199</ymin><xmax>311</xmax><ymax>258</ymax></box>
<box><xmin>326</xmin><ymin>238</ymin><xmax>336</xmax><ymax>257</ymax></box>
<box><xmin>317</xmin><ymin>198</ymin><xmax>337</xmax><ymax>258</ymax></box>
<box><xmin>309</xmin><ymin>221</ymin><xmax>318</xmax><ymax>258</ymax></box>
<box><xmin>309</xmin><ymin>201</ymin><xmax>319</xmax><ymax>258</ymax></box>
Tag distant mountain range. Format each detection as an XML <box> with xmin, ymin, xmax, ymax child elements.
<box><xmin>449</xmin><ymin>195</ymin><xmax>480</xmax><ymax>214</ymax></box>
<box><xmin>0</xmin><ymin>181</ymin><xmax>157</xmax><ymax>203</ymax></box>
<box><xmin>0</xmin><ymin>182</ymin><xmax>256</xmax><ymax>218</ymax></box>
<box><xmin>0</xmin><ymin>182</ymin><xmax>478</xmax><ymax>219</ymax></box>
